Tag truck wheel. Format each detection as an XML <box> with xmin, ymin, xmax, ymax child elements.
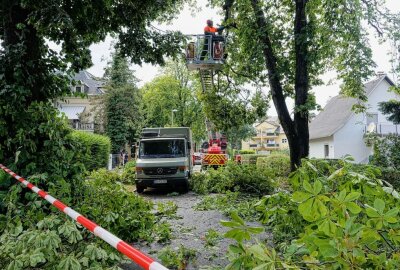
<box><xmin>136</xmin><ymin>185</ymin><xmax>144</xmax><ymax>193</ymax></box>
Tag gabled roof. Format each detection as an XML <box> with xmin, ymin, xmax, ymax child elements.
<box><xmin>309</xmin><ymin>75</ymin><xmax>395</xmax><ymax>140</ymax></box>
<box><xmin>72</xmin><ymin>70</ymin><xmax>104</xmax><ymax>95</ymax></box>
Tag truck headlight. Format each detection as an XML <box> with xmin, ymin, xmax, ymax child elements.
<box><xmin>178</xmin><ymin>166</ymin><xmax>188</xmax><ymax>172</ymax></box>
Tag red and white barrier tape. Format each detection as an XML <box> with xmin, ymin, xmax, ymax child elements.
<box><xmin>0</xmin><ymin>164</ymin><xmax>168</xmax><ymax>270</ymax></box>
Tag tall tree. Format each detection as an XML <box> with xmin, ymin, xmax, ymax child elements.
<box><xmin>100</xmin><ymin>52</ymin><xmax>143</xmax><ymax>153</ymax></box>
<box><xmin>141</xmin><ymin>60</ymin><xmax>206</xmax><ymax>143</ymax></box>
<box><xmin>0</xmin><ymin>0</ymin><xmax>188</xmax><ymax>174</ymax></box>
<box><xmin>212</xmin><ymin>0</ymin><xmax>400</xmax><ymax>170</ymax></box>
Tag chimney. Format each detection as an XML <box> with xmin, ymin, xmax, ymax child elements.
<box><xmin>376</xmin><ymin>71</ymin><xmax>386</xmax><ymax>77</ymax></box>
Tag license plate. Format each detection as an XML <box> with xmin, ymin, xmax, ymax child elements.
<box><xmin>154</xmin><ymin>179</ymin><xmax>167</xmax><ymax>184</ymax></box>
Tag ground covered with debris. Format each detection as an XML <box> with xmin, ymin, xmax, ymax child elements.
<box><xmin>121</xmin><ymin>189</ymin><xmax>270</xmax><ymax>270</ymax></box>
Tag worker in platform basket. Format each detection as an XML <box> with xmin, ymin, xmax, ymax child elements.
<box><xmin>200</xmin><ymin>19</ymin><xmax>226</xmax><ymax>60</ymax></box>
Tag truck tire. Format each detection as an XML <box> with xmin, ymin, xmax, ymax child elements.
<box><xmin>136</xmin><ymin>185</ymin><xmax>144</xmax><ymax>194</ymax></box>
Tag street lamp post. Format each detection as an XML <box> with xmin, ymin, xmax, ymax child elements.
<box><xmin>171</xmin><ymin>109</ymin><xmax>178</xmax><ymax>126</ymax></box>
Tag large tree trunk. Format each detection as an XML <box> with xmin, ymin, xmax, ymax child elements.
<box><xmin>251</xmin><ymin>0</ymin><xmax>310</xmax><ymax>171</ymax></box>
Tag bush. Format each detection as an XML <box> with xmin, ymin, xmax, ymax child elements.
<box><xmin>241</xmin><ymin>154</ymin><xmax>269</xmax><ymax>165</ymax></box>
<box><xmin>71</xmin><ymin>131</ymin><xmax>111</xmax><ymax>171</ymax></box>
<box><xmin>239</xmin><ymin>150</ymin><xmax>256</xmax><ymax>154</ymax></box>
<box><xmin>190</xmin><ymin>162</ymin><xmax>275</xmax><ymax>195</ymax></box>
<box><xmin>381</xmin><ymin>167</ymin><xmax>400</xmax><ymax>190</ymax></box>
<box><xmin>372</xmin><ymin>134</ymin><xmax>400</xmax><ymax>169</ymax></box>
<box><xmin>256</xmin><ymin>154</ymin><xmax>290</xmax><ymax>177</ymax></box>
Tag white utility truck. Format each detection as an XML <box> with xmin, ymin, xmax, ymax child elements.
<box><xmin>135</xmin><ymin>127</ymin><xmax>193</xmax><ymax>193</ymax></box>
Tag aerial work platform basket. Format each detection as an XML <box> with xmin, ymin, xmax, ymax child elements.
<box><xmin>185</xmin><ymin>34</ymin><xmax>226</xmax><ymax>71</ymax></box>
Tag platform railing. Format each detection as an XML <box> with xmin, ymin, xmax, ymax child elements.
<box><xmin>185</xmin><ymin>34</ymin><xmax>226</xmax><ymax>65</ymax></box>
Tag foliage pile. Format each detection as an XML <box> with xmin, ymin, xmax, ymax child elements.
<box><xmin>71</xmin><ymin>131</ymin><xmax>111</xmax><ymax>172</ymax></box>
<box><xmin>0</xmin><ymin>168</ymin><xmax>160</xmax><ymax>269</ymax></box>
<box><xmin>120</xmin><ymin>160</ymin><xmax>136</xmax><ymax>184</ymax></box>
<box><xmin>194</xmin><ymin>192</ymin><xmax>260</xmax><ymax>222</ymax></box>
<box><xmin>190</xmin><ymin>163</ymin><xmax>275</xmax><ymax>195</ymax></box>
<box><xmin>223</xmin><ymin>158</ymin><xmax>400</xmax><ymax>269</ymax></box>
<box><xmin>0</xmin><ymin>215</ymin><xmax>122</xmax><ymax>270</ymax></box>
<box><xmin>79</xmin><ymin>169</ymin><xmax>155</xmax><ymax>242</ymax></box>
<box><xmin>158</xmin><ymin>245</ymin><xmax>197</xmax><ymax>270</ymax></box>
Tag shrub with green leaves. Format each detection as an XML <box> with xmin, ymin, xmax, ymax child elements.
<box><xmin>223</xmin><ymin>158</ymin><xmax>400</xmax><ymax>269</ymax></box>
<box><xmin>241</xmin><ymin>154</ymin><xmax>269</xmax><ymax>165</ymax></box>
<box><xmin>239</xmin><ymin>150</ymin><xmax>256</xmax><ymax>154</ymax></box>
<box><xmin>256</xmin><ymin>154</ymin><xmax>291</xmax><ymax>177</ymax></box>
<box><xmin>190</xmin><ymin>162</ymin><xmax>275</xmax><ymax>195</ymax></box>
<box><xmin>71</xmin><ymin>131</ymin><xmax>111</xmax><ymax>172</ymax></box>
<box><xmin>371</xmin><ymin>134</ymin><xmax>400</xmax><ymax>189</ymax></box>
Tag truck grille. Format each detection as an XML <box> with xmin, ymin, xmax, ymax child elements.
<box><xmin>143</xmin><ymin>167</ymin><xmax>178</xmax><ymax>175</ymax></box>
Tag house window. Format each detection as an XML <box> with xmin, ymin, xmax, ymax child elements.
<box><xmin>324</xmin><ymin>144</ymin><xmax>329</xmax><ymax>158</ymax></box>
<box><xmin>282</xmin><ymin>138</ymin><xmax>287</xmax><ymax>143</ymax></box>
<box><xmin>75</xmin><ymin>86</ymin><xmax>82</xmax><ymax>93</ymax></box>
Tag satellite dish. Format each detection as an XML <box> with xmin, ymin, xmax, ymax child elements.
<box><xmin>367</xmin><ymin>122</ymin><xmax>376</xmax><ymax>133</ymax></box>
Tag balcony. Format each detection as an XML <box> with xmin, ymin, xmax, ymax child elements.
<box><xmin>253</xmin><ymin>132</ymin><xmax>279</xmax><ymax>139</ymax></box>
<box><xmin>249</xmin><ymin>143</ymin><xmax>280</xmax><ymax>149</ymax></box>
<box><xmin>71</xmin><ymin>122</ymin><xmax>95</xmax><ymax>132</ymax></box>
<box><xmin>266</xmin><ymin>143</ymin><xmax>280</xmax><ymax>147</ymax></box>
<box><xmin>364</xmin><ymin>124</ymin><xmax>400</xmax><ymax>136</ymax></box>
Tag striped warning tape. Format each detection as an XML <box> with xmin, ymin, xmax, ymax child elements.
<box><xmin>0</xmin><ymin>164</ymin><xmax>168</xmax><ymax>270</ymax></box>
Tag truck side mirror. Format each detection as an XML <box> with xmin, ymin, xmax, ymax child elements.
<box><xmin>187</xmin><ymin>142</ymin><xmax>192</xmax><ymax>150</ymax></box>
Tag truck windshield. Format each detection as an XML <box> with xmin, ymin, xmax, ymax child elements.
<box><xmin>139</xmin><ymin>139</ymin><xmax>186</xmax><ymax>158</ymax></box>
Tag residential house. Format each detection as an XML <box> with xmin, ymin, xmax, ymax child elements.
<box><xmin>309</xmin><ymin>74</ymin><xmax>399</xmax><ymax>163</ymax></box>
<box><xmin>242</xmin><ymin>117</ymin><xmax>289</xmax><ymax>152</ymax></box>
<box><xmin>55</xmin><ymin>70</ymin><xmax>105</xmax><ymax>132</ymax></box>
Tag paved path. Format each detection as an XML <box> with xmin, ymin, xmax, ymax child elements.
<box><xmin>121</xmin><ymin>186</ymin><xmax>270</xmax><ymax>269</ymax></box>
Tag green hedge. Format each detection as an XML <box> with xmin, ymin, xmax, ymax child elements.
<box><xmin>71</xmin><ymin>131</ymin><xmax>111</xmax><ymax>171</ymax></box>
<box><xmin>239</xmin><ymin>150</ymin><xmax>256</xmax><ymax>154</ymax></box>
<box><xmin>381</xmin><ymin>168</ymin><xmax>400</xmax><ymax>190</ymax></box>
<box><xmin>256</xmin><ymin>154</ymin><xmax>291</xmax><ymax>177</ymax></box>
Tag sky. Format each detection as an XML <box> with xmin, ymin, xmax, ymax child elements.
<box><xmin>86</xmin><ymin>0</ymin><xmax>400</xmax><ymax>116</ymax></box>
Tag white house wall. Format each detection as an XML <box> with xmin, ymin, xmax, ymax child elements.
<box><xmin>333</xmin><ymin>113</ymin><xmax>371</xmax><ymax>163</ymax></box>
<box><xmin>309</xmin><ymin>137</ymin><xmax>334</xmax><ymax>159</ymax></box>
<box><xmin>333</xmin><ymin>79</ymin><xmax>398</xmax><ymax>163</ymax></box>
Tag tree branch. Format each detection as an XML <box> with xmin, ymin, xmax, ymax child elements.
<box><xmin>250</xmin><ymin>0</ymin><xmax>294</xmax><ymax>135</ymax></box>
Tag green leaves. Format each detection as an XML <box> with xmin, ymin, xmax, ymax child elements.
<box><xmin>58</xmin><ymin>221</ymin><xmax>83</xmax><ymax>244</ymax></box>
<box><xmin>365</xmin><ymin>199</ymin><xmax>399</xmax><ymax>229</ymax></box>
<box><xmin>293</xmin><ymin>180</ymin><xmax>328</xmax><ymax>222</ymax></box>
<box><xmin>57</xmin><ymin>255</ymin><xmax>81</xmax><ymax>270</ymax></box>
<box><xmin>221</xmin><ymin>212</ymin><xmax>264</xmax><ymax>242</ymax></box>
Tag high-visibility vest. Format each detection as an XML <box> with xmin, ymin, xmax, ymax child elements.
<box><xmin>204</xmin><ymin>26</ymin><xmax>217</xmax><ymax>34</ymax></box>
